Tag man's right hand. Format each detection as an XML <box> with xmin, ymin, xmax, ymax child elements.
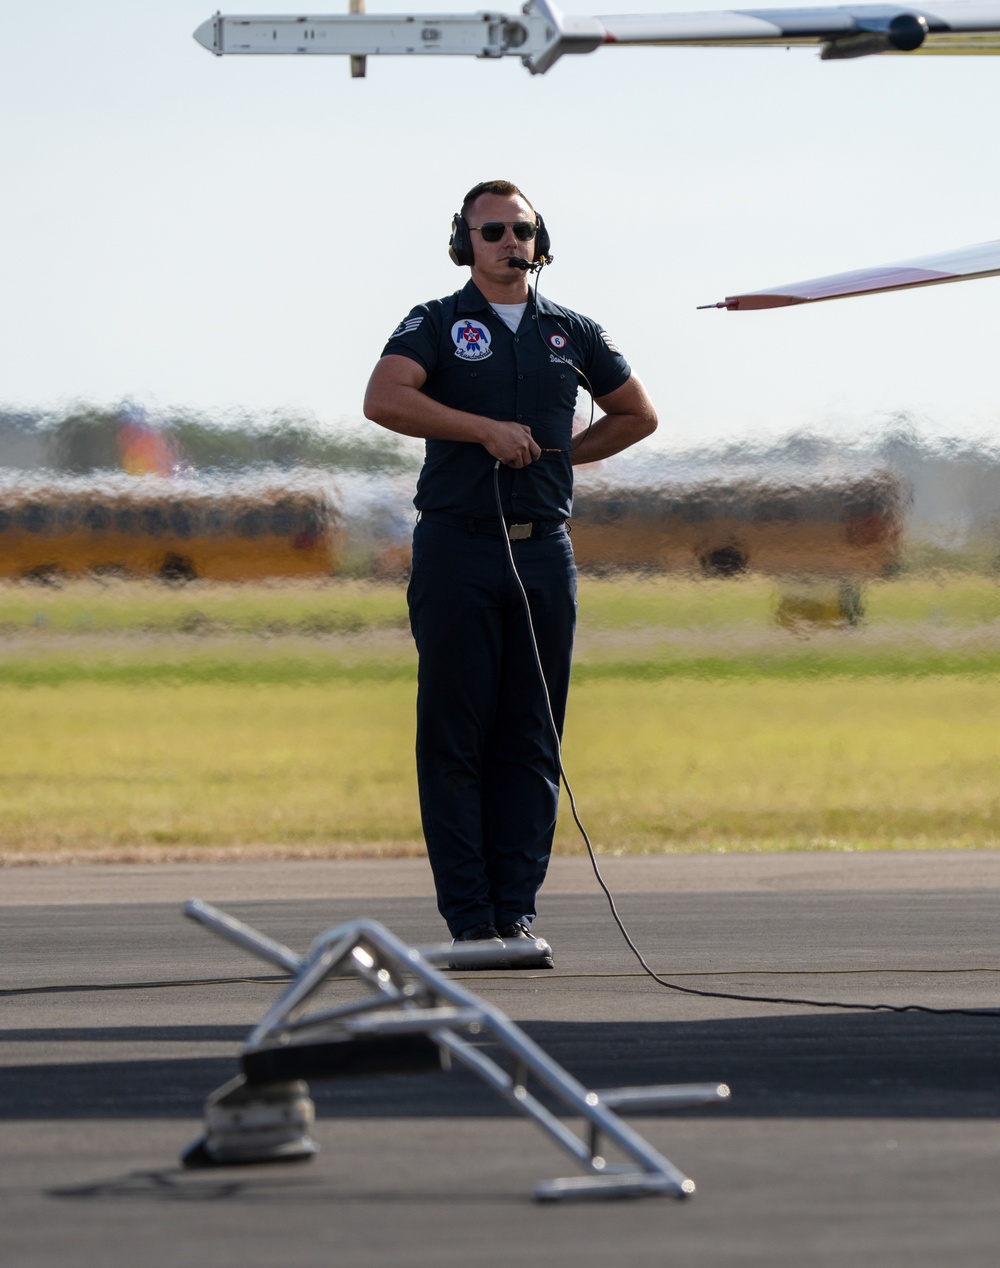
<box><xmin>480</xmin><ymin>420</ymin><xmax>542</xmax><ymax>469</ymax></box>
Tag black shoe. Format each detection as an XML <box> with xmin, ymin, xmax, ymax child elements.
<box><xmin>499</xmin><ymin>922</ymin><xmax>554</xmax><ymax>969</ymax></box>
<box><xmin>448</xmin><ymin>923</ymin><xmax>506</xmax><ymax>971</ymax></box>
<box><xmin>454</xmin><ymin>922</ymin><xmax>502</xmax><ymax>943</ymax></box>
<box><xmin>498</xmin><ymin>921</ymin><xmax>533</xmax><ymax>939</ymax></box>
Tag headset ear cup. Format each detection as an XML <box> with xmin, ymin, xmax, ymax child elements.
<box><xmin>534</xmin><ymin>212</ymin><xmax>551</xmax><ymax>264</ymax></box>
<box><xmin>449</xmin><ymin>213</ymin><xmax>473</xmax><ymax>267</ymax></box>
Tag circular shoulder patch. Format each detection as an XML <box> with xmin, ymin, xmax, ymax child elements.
<box><xmin>451</xmin><ymin>319</ymin><xmax>493</xmax><ymax>362</ymax></box>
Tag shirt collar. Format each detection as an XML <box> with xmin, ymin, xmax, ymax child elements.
<box><xmin>456</xmin><ymin>280</ymin><xmax>492</xmax><ymax>314</ymax></box>
<box><xmin>456</xmin><ymin>277</ymin><xmax>554</xmax><ymax>317</ymax></box>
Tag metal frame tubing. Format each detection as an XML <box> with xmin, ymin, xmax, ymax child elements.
<box><xmin>183</xmin><ymin>900</ymin><xmax>730</xmax><ymax>1201</ymax></box>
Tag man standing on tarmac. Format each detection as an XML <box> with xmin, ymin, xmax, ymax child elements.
<box><xmin>364</xmin><ymin>180</ymin><xmax>657</xmax><ymax>967</ymax></box>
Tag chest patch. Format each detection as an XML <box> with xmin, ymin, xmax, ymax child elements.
<box><xmin>451</xmin><ymin>318</ymin><xmax>493</xmax><ymax>362</ymax></box>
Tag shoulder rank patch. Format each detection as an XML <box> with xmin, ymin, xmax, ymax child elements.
<box><xmin>600</xmin><ymin>329</ymin><xmax>621</xmax><ymax>355</ymax></box>
<box><xmin>390</xmin><ymin>315</ymin><xmax>424</xmax><ymax>339</ymax></box>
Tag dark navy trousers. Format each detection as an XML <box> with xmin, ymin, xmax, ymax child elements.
<box><xmin>407</xmin><ymin>515</ymin><xmax>577</xmax><ymax>937</ymax></box>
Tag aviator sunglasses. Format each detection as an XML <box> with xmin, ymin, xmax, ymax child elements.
<box><xmin>470</xmin><ymin>221</ymin><xmax>537</xmax><ymax>243</ymax></box>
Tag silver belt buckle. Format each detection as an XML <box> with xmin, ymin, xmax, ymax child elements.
<box><xmin>508</xmin><ymin>522</ymin><xmax>533</xmax><ymax>541</ymax></box>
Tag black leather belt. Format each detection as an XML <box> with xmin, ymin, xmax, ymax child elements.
<box><xmin>419</xmin><ymin>511</ymin><xmax>567</xmax><ymax>540</ymax></box>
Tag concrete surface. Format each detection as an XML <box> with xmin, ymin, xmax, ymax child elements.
<box><xmin>2</xmin><ymin>853</ymin><xmax>999</xmax><ymax>1266</ymax></box>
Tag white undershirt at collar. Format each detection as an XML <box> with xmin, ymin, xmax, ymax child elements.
<box><xmin>490</xmin><ymin>302</ymin><xmax>527</xmax><ymax>333</ymax></box>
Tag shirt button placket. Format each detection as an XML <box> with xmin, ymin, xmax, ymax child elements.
<box><xmin>514</xmin><ymin>331</ymin><xmax>528</xmax><ymax>421</ymax></box>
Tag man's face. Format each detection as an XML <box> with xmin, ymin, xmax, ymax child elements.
<box><xmin>465</xmin><ymin>192</ymin><xmax>537</xmax><ymax>286</ymax></box>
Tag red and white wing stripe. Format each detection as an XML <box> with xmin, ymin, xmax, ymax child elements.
<box><xmin>701</xmin><ymin>239</ymin><xmax>1000</xmax><ymax>310</ymax></box>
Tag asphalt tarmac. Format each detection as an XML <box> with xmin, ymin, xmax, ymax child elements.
<box><xmin>3</xmin><ymin>853</ymin><xmax>1000</xmax><ymax>1267</ymax></box>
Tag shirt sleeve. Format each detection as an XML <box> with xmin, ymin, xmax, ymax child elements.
<box><xmin>380</xmin><ymin>304</ymin><xmax>440</xmax><ymax>376</ymax></box>
<box><xmin>581</xmin><ymin>320</ymin><xmax>632</xmax><ymax>399</ymax></box>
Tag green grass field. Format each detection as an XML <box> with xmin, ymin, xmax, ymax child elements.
<box><xmin>1</xmin><ymin>574</ymin><xmax>998</xmax><ymax>860</ymax></box>
<box><xmin>2</xmin><ymin>571</ymin><xmax>999</xmax><ymax>637</ymax></box>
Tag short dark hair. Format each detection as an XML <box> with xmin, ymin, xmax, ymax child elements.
<box><xmin>460</xmin><ymin>180</ymin><xmax>535</xmax><ymax>221</ymax></box>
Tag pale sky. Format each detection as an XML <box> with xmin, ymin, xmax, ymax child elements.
<box><xmin>3</xmin><ymin>0</ymin><xmax>1000</xmax><ymax>451</ymax></box>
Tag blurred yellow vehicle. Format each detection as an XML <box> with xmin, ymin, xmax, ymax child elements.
<box><xmin>570</xmin><ymin>473</ymin><xmax>905</xmax><ymax>579</ymax></box>
<box><xmin>570</xmin><ymin>471</ymin><xmax>908</xmax><ymax>626</ymax></box>
<box><xmin>0</xmin><ymin>474</ymin><xmax>344</xmax><ymax>583</ymax></box>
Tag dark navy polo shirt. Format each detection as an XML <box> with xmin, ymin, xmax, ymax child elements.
<box><xmin>380</xmin><ymin>279</ymin><xmax>631</xmax><ymax>521</ymax></box>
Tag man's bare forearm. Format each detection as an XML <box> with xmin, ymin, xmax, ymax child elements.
<box><xmin>364</xmin><ymin>365</ymin><xmax>541</xmax><ymax>468</ymax></box>
<box><xmin>570</xmin><ymin>373</ymin><xmax>658</xmax><ymax>465</ymax></box>
<box><xmin>570</xmin><ymin>412</ymin><xmax>657</xmax><ymax>465</ymax></box>
<box><xmin>364</xmin><ymin>379</ymin><xmax>490</xmax><ymax>445</ymax></box>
